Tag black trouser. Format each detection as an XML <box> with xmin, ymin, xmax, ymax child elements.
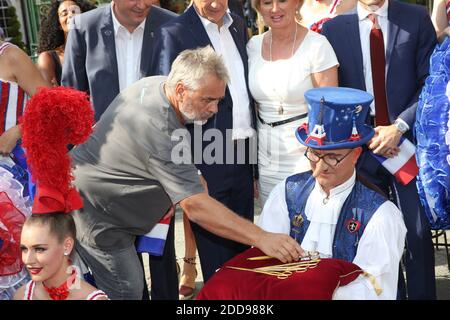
<box><xmin>358</xmin><ymin>152</ymin><xmax>436</xmax><ymax>300</ymax></box>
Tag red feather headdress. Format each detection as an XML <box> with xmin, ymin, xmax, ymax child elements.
<box><xmin>21</xmin><ymin>87</ymin><xmax>94</xmax><ymax>214</ymax></box>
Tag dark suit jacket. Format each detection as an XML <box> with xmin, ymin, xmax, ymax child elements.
<box><xmin>150</xmin><ymin>6</ymin><xmax>257</xmax><ymax>184</ymax></box>
<box><xmin>322</xmin><ymin>0</ymin><xmax>436</xmax><ymax>137</ymax></box>
<box><xmin>228</xmin><ymin>0</ymin><xmax>245</xmax><ymax>20</ymax></box>
<box><xmin>62</xmin><ymin>5</ymin><xmax>176</xmax><ymax>121</ymax></box>
<box><xmin>322</xmin><ymin>0</ymin><xmax>436</xmax><ymax>178</ymax></box>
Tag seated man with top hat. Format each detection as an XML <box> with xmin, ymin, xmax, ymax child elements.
<box><xmin>258</xmin><ymin>87</ymin><xmax>407</xmax><ymax>299</ymax></box>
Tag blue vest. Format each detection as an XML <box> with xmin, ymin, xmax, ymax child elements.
<box><xmin>285</xmin><ymin>172</ymin><xmax>387</xmax><ymax>262</ymax></box>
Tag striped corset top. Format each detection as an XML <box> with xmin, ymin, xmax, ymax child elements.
<box><xmin>0</xmin><ymin>42</ymin><xmax>28</xmax><ymax>134</ymax></box>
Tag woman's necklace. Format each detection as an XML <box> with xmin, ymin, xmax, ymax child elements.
<box><xmin>269</xmin><ymin>23</ymin><xmax>298</xmax><ymax>115</ymax></box>
<box><xmin>42</xmin><ymin>268</ymin><xmax>77</xmax><ymax>300</ymax></box>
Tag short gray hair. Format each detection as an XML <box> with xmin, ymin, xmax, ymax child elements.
<box><xmin>166</xmin><ymin>46</ymin><xmax>230</xmax><ymax>90</ymax></box>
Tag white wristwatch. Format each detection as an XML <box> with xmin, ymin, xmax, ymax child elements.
<box><xmin>394</xmin><ymin>119</ymin><xmax>408</xmax><ymax>134</ymax></box>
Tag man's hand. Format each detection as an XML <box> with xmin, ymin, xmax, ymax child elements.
<box><xmin>0</xmin><ymin>125</ymin><xmax>21</xmax><ymax>156</ymax></box>
<box><xmin>255</xmin><ymin>231</ymin><xmax>306</xmax><ymax>263</ymax></box>
<box><xmin>368</xmin><ymin>125</ymin><xmax>402</xmax><ymax>158</ymax></box>
<box><xmin>444</xmin><ymin>26</ymin><xmax>450</xmax><ymax>38</ymax></box>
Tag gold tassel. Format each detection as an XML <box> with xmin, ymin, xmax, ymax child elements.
<box><xmin>362</xmin><ymin>272</ymin><xmax>383</xmax><ymax>296</ymax></box>
<box><xmin>226</xmin><ymin>259</ymin><xmax>321</xmax><ymax>279</ymax></box>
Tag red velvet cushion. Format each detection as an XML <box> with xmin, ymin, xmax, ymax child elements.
<box><xmin>197</xmin><ymin>247</ymin><xmax>362</xmax><ymax>300</ymax></box>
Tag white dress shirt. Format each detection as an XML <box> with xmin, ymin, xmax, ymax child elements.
<box><xmin>357</xmin><ymin>1</ymin><xmax>389</xmax><ymax>117</ymax></box>
<box><xmin>257</xmin><ymin>171</ymin><xmax>407</xmax><ymax>300</ymax></box>
<box><xmin>357</xmin><ymin>1</ymin><xmax>409</xmax><ymax>130</ymax></box>
<box><xmin>111</xmin><ymin>3</ymin><xmax>146</xmax><ymax>92</ymax></box>
<box><xmin>302</xmin><ymin>171</ymin><xmax>356</xmax><ymax>256</ymax></box>
<box><xmin>196</xmin><ymin>9</ymin><xmax>253</xmax><ymax>140</ymax></box>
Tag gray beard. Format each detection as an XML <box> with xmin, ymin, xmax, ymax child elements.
<box><xmin>180</xmin><ymin>109</ymin><xmax>207</xmax><ymax>126</ymax></box>
<box><xmin>180</xmin><ymin>110</ymin><xmax>195</xmax><ymax>124</ymax></box>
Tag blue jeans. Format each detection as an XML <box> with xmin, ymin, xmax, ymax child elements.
<box><xmin>75</xmin><ymin>240</ymin><xmax>144</xmax><ymax>300</ymax></box>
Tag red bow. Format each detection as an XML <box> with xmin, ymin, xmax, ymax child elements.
<box><xmin>32</xmin><ymin>185</ymin><xmax>83</xmax><ymax>214</ymax></box>
<box><xmin>43</xmin><ymin>268</ymin><xmax>77</xmax><ymax>300</ymax></box>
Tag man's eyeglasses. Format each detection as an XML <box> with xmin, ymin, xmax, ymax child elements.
<box><xmin>304</xmin><ymin>148</ymin><xmax>353</xmax><ymax>167</ymax></box>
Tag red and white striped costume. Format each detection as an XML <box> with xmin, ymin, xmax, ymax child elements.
<box><xmin>0</xmin><ymin>42</ymin><xmax>28</xmax><ymax>135</ymax></box>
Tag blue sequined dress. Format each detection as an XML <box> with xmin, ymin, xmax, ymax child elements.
<box><xmin>416</xmin><ymin>33</ymin><xmax>450</xmax><ymax>229</ymax></box>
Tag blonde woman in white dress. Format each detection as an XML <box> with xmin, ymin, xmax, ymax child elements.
<box><xmin>247</xmin><ymin>0</ymin><xmax>339</xmax><ymax>204</ymax></box>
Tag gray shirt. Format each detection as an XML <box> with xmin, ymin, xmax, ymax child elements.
<box><xmin>71</xmin><ymin>76</ymin><xmax>203</xmax><ymax>245</ymax></box>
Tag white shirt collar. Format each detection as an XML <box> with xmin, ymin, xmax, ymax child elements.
<box><xmin>357</xmin><ymin>0</ymin><xmax>389</xmax><ymax>21</ymax></box>
<box><xmin>316</xmin><ymin>170</ymin><xmax>356</xmax><ymax>200</ymax></box>
<box><xmin>194</xmin><ymin>5</ymin><xmax>233</xmax><ymax>31</ymax></box>
<box><xmin>111</xmin><ymin>2</ymin><xmax>146</xmax><ymax>35</ymax></box>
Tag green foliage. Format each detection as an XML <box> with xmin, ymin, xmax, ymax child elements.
<box><xmin>1</xmin><ymin>6</ymin><xmax>26</xmax><ymax>51</ymax></box>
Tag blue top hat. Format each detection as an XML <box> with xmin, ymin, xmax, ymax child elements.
<box><xmin>296</xmin><ymin>87</ymin><xmax>375</xmax><ymax>150</ymax></box>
